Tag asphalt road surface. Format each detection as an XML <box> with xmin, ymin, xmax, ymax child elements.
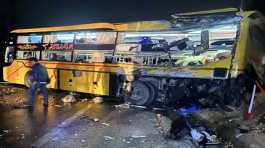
<box><xmin>0</xmin><ymin>84</ymin><xmax>190</xmax><ymax>148</ymax></box>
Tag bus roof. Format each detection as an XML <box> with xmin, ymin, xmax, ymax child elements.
<box><xmin>11</xmin><ymin>22</ymin><xmax>116</xmax><ymax>34</ymax></box>
<box><xmin>115</xmin><ymin>21</ymin><xmax>171</xmax><ymax>31</ymax></box>
<box><xmin>12</xmin><ymin>21</ymin><xmax>172</xmax><ymax>34</ymax></box>
<box><xmin>171</xmin><ymin>8</ymin><xmax>239</xmax><ymax>17</ymax></box>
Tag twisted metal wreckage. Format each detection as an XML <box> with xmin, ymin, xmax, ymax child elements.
<box><xmin>118</xmin><ymin>9</ymin><xmax>260</xmax><ymax>108</ymax></box>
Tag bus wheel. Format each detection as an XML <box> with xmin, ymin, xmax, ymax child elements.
<box><xmin>126</xmin><ymin>80</ymin><xmax>155</xmax><ymax>106</ymax></box>
<box><xmin>24</xmin><ymin>71</ymin><xmax>33</xmax><ymax>88</ymax></box>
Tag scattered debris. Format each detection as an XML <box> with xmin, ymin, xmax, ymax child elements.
<box><xmin>130</xmin><ymin>105</ymin><xmax>147</xmax><ymax>109</ymax></box>
<box><xmin>114</xmin><ymin>103</ymin><xmax>130</xmax><ymax>109</ymax></box>
<box><xmin>81</xmin><ymin>139</ymin><xmax>86</xmax><ymax>143</ymax></box>
<box><xmin>54</xmin><ymin>105</ymin><xmax>63</xmax><ymax>108</ymax></box>
<box><xmin>131</xmin><ymin>135</ymin><xmax>146</xmax><ymax>138</ymax></box>
<box><xmin>169</xmin><ymin>114</ymin><xmax>222</xmax><ymax>147</ymax></box>
<box><xmin>61</xmin><ymin>93</ymin><xmax>76</xmax><ymax>103</ymax></box>
<box><xmin>104</xmin><ymin>136</ymin><xmax>114</xmax><ymax>141</ymax></box>
<box><xmin>3</xmin><ymin>130</ymin><xmax>9</xmax><ymax>133</ymax></box>
<box><xmin>81</xmin><ymin>98</ymin><xmax>88</xmax><ymax>102</ymax></box>
<box><xmin>152</xmin><ymin>107</ymin><xmax>165</xmax><ymax>111</ymax></box>
<box><xmin>93</xmin><ymin>118</ymin><xmax>100</xmax><ymax>122</ymax></box>
<box><xmin>21</xmin><ymin>134</ymin><xmax>25</xmax><ymax>139</ymax></box>
<box><xmin>156</xmin><ymin>114</ymin><xmax>171</xmax><ymax>135</ymax></box>
<box><xmin>93</xmin><ymin>97</ymin><xmax>103</xmax><ymax>104</ymax></box>
<box><xmin>101</xmin><ymin>122</ymin><xmax>110</xmax><ymax>126</ymax></box>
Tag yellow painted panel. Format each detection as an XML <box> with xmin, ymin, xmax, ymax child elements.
<box><xmin>60</xmin><ymin>70</ymin><xmax>75</xmax><ymax>91</ymax></box>
<box><xmin>46</xmin><ymin>69</ymin><xmax>58</xmax><ymax>89</ymax></box>
<box><xmin>59</xmin><ymin>70</ymin><xmax>109</xmax><ymax>95</ymax></box>
<box><xmin>90</xmin><ymin>72</ymin><xmax>110</xmax><ymax>95</ymax></box>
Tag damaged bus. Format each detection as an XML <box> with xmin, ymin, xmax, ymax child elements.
<box><xmin>3</xmin><ymin>8</ymin><xmax>265</xmax><ymax>108</ymax></box>
<box><xmin>115</xmin><ymin>8</ymin><xmax>265</xmax><ymax>107</ymax></box>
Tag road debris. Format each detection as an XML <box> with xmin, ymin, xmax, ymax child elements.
<box><xmin>21</xmin><ymin>134</ymin><xmax>25</xmax><ymax>139</ymax></box>
<box><xmin>80</xmin><ymin>116</ymin><xmax>100</xmax><ymax>122</ymax></box>
<box><xmin>61</xmin><ymin>93</ymin><xmax>76</xmax><ymax>103</ymax></box>
<box><xmin>93</xmin><ymin>118</ymin><xmax>100</xmax><ymax>122</ymax></box>
<box><xmin>3</xmin><ymin>130</ymin><xmax>9</xmax><ymax>133</ymax></box>
<box><xmin>152</xmin><ymin>107</ymin><xmax>165</xmax><ymax>111</ymax></box>
<box><xmin>54</xmin><ymin>105</ymin><xmax>63</xmax><ymax>108</ymax></box>
<box><xmin>104</xmin><ymin>136</ymin><xmax>114</xmax><ymax>141</ymax></box>
<box><xmin>114</xmin><ymin>103</ymin><xmax>130</xmax><ymax>109</ymax></box>
<box><xmin>81</xmin><ymin>139</ymin><xmax>86</xmax><ymax>143</ymax></box>
<box><xmin>81</xmin><ymin>98</ymin><xmax>88</xmax><ymax>102</ymax></box>
<box><xmin>130</xmin><ymin>105</ymin><xmax>147</xmax><ymax>109</ymax></box>
<box><xmin>131</xmin><ymin>135</ymin><xmax>146</xmax><ymax>138</ymax></box>
<box><xmin>93</xmin><ymin>97</ymin><xmax>103</xmax><ymax>104</ymax></box>
<box><xmin>156</xmin><ymin>114</ymin><xmax>171</xmax><ymax>135</ymax></box>
<box><xmin>101</xmin><ymin>122</ymin><xmax>110</xmax><ymax>126</ymax></box>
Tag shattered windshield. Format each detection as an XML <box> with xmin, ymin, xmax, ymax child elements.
<box><xmin>116</xmin><ymin>14</ymin><xmax>241</xmax><ymax>67</ymax></box>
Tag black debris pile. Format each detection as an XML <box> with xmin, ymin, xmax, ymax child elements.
<box><xmin>168</xmin><ymin>115</ymin><xmax>223</xmax><ymax>147</ymax></box>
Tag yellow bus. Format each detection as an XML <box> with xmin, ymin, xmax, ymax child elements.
<box><xmin>3</xmin><ymin>8</ymin><xmax>265</xmax><ymax>107</ymax></box>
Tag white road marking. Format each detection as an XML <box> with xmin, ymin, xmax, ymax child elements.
<box><xmin>31</xmin><ymin>104</ymin><xmax>92</xmax><ymax>148</ymax></box>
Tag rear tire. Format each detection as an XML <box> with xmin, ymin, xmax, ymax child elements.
<box><xmin>126</xmin><ymin>80</ymin><xmax>156</xmax><ymax>106</ymax></box>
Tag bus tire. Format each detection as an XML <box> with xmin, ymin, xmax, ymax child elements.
<box><xmin>126</xmin><ymin>80</ymin><xmax>155</xmax><ymax>106</ymax></box>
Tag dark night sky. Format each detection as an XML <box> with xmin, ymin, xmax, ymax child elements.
<box><xmin>0</xmin><ymin>0</ymin><xmax>264</xmax><ymax>34</ymax></box>
<box><xmin>13</xmin><ymin>0</ymin><xmax>241</xmax><ymax>28</ymax></box>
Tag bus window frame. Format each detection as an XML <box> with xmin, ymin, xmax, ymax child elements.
<box><xmin>13</xmin><ymin>30</ymin><xmax>119</xmax><ymax>63</ymax></box>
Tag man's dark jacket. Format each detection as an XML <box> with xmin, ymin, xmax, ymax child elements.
<box><xmin>32</xmin><ymin>63</ymin><xmax>49</xmax><ymax>83</ymax></box>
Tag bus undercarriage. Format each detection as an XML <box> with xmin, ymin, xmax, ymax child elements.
<box><xmin>119</xmin><ymin>73</ymin><xmax>248</xmax><ymax>108</ymax></box>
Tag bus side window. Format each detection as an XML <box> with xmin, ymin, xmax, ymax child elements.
<box><xmin>4</xmin><ymin>46</ymin><xmax>14</xmax><ymax>64</ymax></box>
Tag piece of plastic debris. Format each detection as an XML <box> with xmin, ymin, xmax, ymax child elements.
<box><xmin>61</xmin><ymin>93</ymin><xmax>76</xmax><ymax>103</ymax></box>
<box><xmin>101</xmin><ymin>123</ymin><xmax>110</xmax><ymax>126</ymax></box>
<box><xmin>21</xmin><ymin>134</ymin><xmax>25</xmax><ymax>139</ymax></box>
<box><xmin>54</xmin><ymin>105</ymin><xmax>62</xmax><ymax>108</ymax></box>
<box><xmin>176</xmin><ymin>104</ymin><xmax>199</xmax><ymax>115</ymax></box>
<box><xmin>93</xmin><ymin>97</ymin><xmax>103</xmax><ymax>104</ymax></box>
<box><xmin>104</xmin><ymin>136</ymin><xmax>114</xmax><ymax>140</ymax></box>
<box><xmin>153</xmin><ymin>107</ymin><xmax>165</xmax><ymax>111</ymax></box>
<box><xmin>190</xmin><ymin>129</ymin><xmax>204</xmax><ymax>142</ymax></box>
<box><xmin>235</xmin><ymin>133</ymin><xmax>243</xmax><ymax>138</ymax></box>
<box><xmin>3</xmin><ymin>130</ymin><xmax>9</xmax><ymax>133</ymax></box>
<box><xmin>81</xmin><ymin>99</ymin><xmax>88</xmax><ymax>102</ymax></box>
<box><xmin>93</xmin><ymin>118</ymin><xmax>99</xmax><ymax>122</ymax></box>
<box><xmin>81</xmin><ymin>139</ymin><xmax>86</xmax><ymax>142</ymax></box>
<box><xmin>74</xmin><ymin>133</ymin><xmax>78</xmax><ymax>136</ymax></box>
<box><xmin>130</xmin><ymin>105</ymin><xmax>146</xmax><ymax>109</ymax></box>
<box><xmin>114</xmin><ymin>103</ymin><xmax>130</xmax><ymax>109</ymax></box>
<box><xmin>131</xmin><ymin>135</ymin><xmax>146</xmax><ymax>138</ymax></box>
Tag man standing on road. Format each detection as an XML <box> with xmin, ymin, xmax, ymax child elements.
<box><xmin>27</xmin><ymin>58</ymin><xmax>50</xmax><ymax>108</ymax></box>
